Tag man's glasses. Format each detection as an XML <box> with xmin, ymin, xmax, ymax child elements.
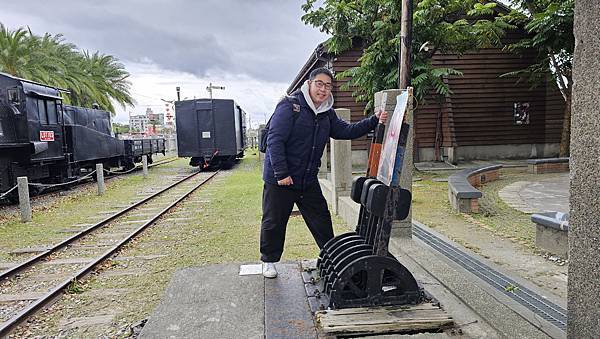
<box><xmin>312</xmin><ymin>80</ymin><xmax>333</xmax><ymax>90</ymax></box>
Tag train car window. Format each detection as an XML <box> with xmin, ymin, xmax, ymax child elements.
<box><xmin>37</xmin><ymin>99</ymin><xmax>48</xmax><ymax>124</ymax></box>
<box><xmin>56</xmin><ymin>102</ymin><xmax>63</xmax><ymax>123</ymax></box>
<box><xmin>47</xmin><ymin>100</ymin><xmax>58</xmax><ymax>124</ymax></box>
<box><xmin>7</xmin><ymin>88</ymin><xmax>20</xmax><ymax>106</ymax></box>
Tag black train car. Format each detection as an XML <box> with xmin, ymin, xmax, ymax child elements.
<box><xmin>175</xmin><ymin>99</ymin><xmax>246</xmax><ymax>168</ymax></box>
<box><xmin>123</xmin><ymin>138</ymin><xmax>166</xmax><ymax>168</ymax></box>
<box><xmin>63</xmin><ymin>105</ymin><xmax>124</xmax><ymax>164</ymax></box>
<box><xmin>0</xmin><ymin>72</ymin><xmax>164</xmax><ymax>196</ymax></box>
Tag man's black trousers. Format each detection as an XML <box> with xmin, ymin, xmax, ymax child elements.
<box><xmin>260</xmin><ymin>182</ymin><xmax>334</xmax><ymax>263</ymax></box>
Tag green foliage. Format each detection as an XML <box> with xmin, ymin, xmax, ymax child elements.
<box><xmin>0</xmin><ymin>23</ymin><xmax>134</xmax><ymax>114</ymax></box>
<box><xmin>66</xmin><ymin>279</ymin><xmax>85</xmax><ymax>294</ymax></box>
<box><xmin>500</xmin><ymin>0</ymin><xmax>574</xmax><ymax>99</ymax></box>
<box><xmin>301</xmin><ymin>0</ymin><xmax>509</xmax><ymax>110</ymax></box>
<box><xmin>498</xmin><ymin>1</ymin><xmax>574</xmax><ymax>156</ymax></box>
<box><xmin>113</xmin><ymin>122</ymin><xmax>130</xmax><ymax>134</ymax></box>
<box><xmin>504</xmin><ymin>283</ymin><xmax>519</xmax><ymax>293</ymax></box>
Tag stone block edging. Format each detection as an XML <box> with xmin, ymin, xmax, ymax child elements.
<box><xmin>531</xmin><ymin>212</ymin><xmax>569</xmax><ymax>258</ymax></box>
<box><xmin>527</xmin><ymin>157</ymin><xmax>569</xmax><ymax>174</ymax></box>
<box><xmin>448</xmin><ymin>165</ymin><xmax>502</xmax><ymax>213</ymax></box>
<box><xmin>531</xmin><ymin>212</ymin><xmax>570</xmax><ymax>232</ymax></box>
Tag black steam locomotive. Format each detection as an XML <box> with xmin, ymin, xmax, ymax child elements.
<box><xmin>0</xmin><ymin>72</ymin><xmax>165</xmax><ymax>197</ymax></box>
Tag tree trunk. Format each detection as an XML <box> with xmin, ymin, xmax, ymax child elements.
<box><xmin>398</xmin><ymin>0</ymin><xmax>413</xmax><ymax>89</ymax></box>
<box><xmin>559</xmin><ymin>92</ymin><xmax>572</xmax><ymax>157</ymax></box>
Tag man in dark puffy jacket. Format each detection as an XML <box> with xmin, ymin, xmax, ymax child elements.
<box><xmin>260</xmin><ymin>67</ymin><xmax>387</xmax><ymax>278</ymax></box>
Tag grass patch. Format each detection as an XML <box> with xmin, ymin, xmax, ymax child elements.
<box><xmin>66</xmin><ymin>279</ymin><xmax>86</xmax><ymax>294</ymax></box>
<box><xmin>412</xmin><ymin>170</ymin><xmax>466</xmax><ymax>230</ymax></box>
<box><xmin>471</xmin><ymin>168</ymin><xmax>563</xmax><ymax>249</ymax></box>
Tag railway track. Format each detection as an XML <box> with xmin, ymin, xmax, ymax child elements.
<box><xmin>0</xmin><ymin>168</ymin><xmax>218</xmax><ymax>336</ymax></box>
<box><xmin>0</xmin><ymin>156</ymin><xmax>179</xmax><ymax>207</ymax></box>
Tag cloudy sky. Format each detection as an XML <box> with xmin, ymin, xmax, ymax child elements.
<box><xmin>0</xmin><ymin>0</ymin><xmax>329</xmax><ymax>126</ymax></box>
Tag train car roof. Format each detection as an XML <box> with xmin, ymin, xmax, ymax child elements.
<box><xmin>0</xmin><ymin>71</ymin><xmax>70</xmax><ymax>94</ymax></box>
<box><xmin>175</xmin><ymin>98</ymin><xmax>235</xmax><ymax>104</ymax></box>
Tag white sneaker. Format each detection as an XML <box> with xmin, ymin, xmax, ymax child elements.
<box><xmin>262</xmin><ymin>262</ymin><xmax>278</xmax><ymax>278</ymax></box>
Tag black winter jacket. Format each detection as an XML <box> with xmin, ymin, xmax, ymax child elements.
<box><xmin>262</xmin><ymin>91</ymin><xmax>378</xmax><ymax>189</ymax></box>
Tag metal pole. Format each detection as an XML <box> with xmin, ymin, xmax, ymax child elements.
<box><xmin>176</xmin><ymin>86</ymin><xmax>181</xmax><ymax>101</ymax></box>
<box><xmin>17</xmin><ymin>177</ymin><xmax>31</xmax><ymax>223</ymax></box>
<box><xmin>142</xmin><ymin>155</ymin><xmax>148</xmax><ymax>178</ymax></box>
<box><xmin>96</xmin><ymin>163</ymin><xmax>105</xmax><ymax>196</ymax></box>
<box><xmin>208</xmin><ymin>82</ymin><xmax>213</xmax><ymax>99</ymax></box>
<box><xmin>399</xmin><ymin>0</ymin><xmax>413</xmax><ymax>89</ymax></box>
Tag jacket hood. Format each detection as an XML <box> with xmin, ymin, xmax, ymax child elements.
<box><xmin>301</xmin><ymin>81</ymin><xmax>334</xmax><ymax>115</ymax></box>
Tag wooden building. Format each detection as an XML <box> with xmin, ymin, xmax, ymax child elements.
<box><xmin>287</xmin><ymin>12</ymin><xmax>564</xmax><ymax>164</ymax></box>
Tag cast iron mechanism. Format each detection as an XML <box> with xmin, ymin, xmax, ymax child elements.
<box><xmin>315</xmin><ymin>176</ymin><xmax>421</xmax><ymax>309</ymax></box>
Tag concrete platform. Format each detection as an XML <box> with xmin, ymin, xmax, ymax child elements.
<box><xmin>140</xmin><ymin>264</ymin><xmax>264</xmax><ymax>339</ymax></box>
<box><xmin>141</xmin><ymin>260</ymin><xmax>459</xmax><ymax>339</ymax></box>
<box><xmin>140</xmin><ymin>232</ymin><xmax>562</xmax><ymax>339</ymax></box>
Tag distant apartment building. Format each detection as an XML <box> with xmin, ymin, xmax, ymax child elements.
<box><xmin>148</xmin><ymin>113</ymin><xmax>165</xmax><ymax>126</ymax></box>
<box><xmin>129</xmin><ymin>114</ymin><xmax>149</xmax><ymax>132</ymax></box>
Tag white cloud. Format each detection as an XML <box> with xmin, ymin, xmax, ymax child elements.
<box><xmin>0</xmin><ymin>1</ymin><xmax>329</xmax><ymax>128</ymax></box>
<box><xmin>113</xmin><ymin>61</ymin><xmax>290</xmax><ymax>127</ymax></box>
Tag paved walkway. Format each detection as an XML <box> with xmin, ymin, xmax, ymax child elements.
<box><xmin>499</xmin><ymin>173</ymin><xmax>569</xmax><ymax>214</ymax></box>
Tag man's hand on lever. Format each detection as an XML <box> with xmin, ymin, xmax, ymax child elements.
<box><xmin>375</xmin><ymin>110</ymin><xmax>388</xmax><ymax>124</ymax></box>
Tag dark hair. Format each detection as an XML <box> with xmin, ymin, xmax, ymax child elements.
<box><xmin>309</xmin><ymin>67</ymin><xmax>334</xmax><ymax>81</ymax></box>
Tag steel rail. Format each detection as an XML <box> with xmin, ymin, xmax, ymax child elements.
<box><xmin>0</xmin><ymin>156</ymin><xmax>178</xmax><ymax>204</ymax></box>
<box><xmin>147</xmin><ymin>156</ymin><xmax>178</xmax><ymax>168</ymax></box>
<box><xmin>105</xmin><ymin>156</ymin><xmax>178</xmax><ymax>175</ymax></box>
<box><xmin>0</xmin><ymin>170</ymin><xmax>218</xmax><ymax>336</ymax></box>
<box><xmin>0</xmin><ymin>168</ymin><xmax>201</xmax><ymax>281</ymax></box>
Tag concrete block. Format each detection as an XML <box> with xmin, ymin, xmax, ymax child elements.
<box><xmin>337</xmin><ymin>196</ymin><xmax>359</xmax><ymax>229</ymax></box>
<box><xmin>140</xmin><ymin>264</ymin><xmax>264</xmax><ymax>339</ymax></box>
<box><xmin>142</xmin><ymin>155</ymin><xmax>148</xmax><ymax>178</ymax></box>
<box><xmin>318</xmin><ymin>146</ymin><xmax>328</xmax><ymax>178</ymax></box>
<box><xmin>96</xmin><ymin>163</ymin><xmax>105</xmax><ymax>195</ymax></box>
<box><xmin>535</xmin><ymin>224</ymin><xmax>568</xmax><ymax>258</ymax></box>
<box><xmin>330</xmin><ymin>138</ymin><xmax>352</xmax><ymax>214</ymax></box>
<box><xmin>319</xmin><ymin>179</ymin><xmax>334</xmax><ymax>207</ymax></box>
<box><xmin>17</xmin><ymin>176</ymin><xmax>31</xmax><ymax>223</ymax></box>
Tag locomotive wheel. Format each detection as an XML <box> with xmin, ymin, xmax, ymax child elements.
<box><xmin>329</xmin><ymin>255</ymin><xmax>420</xmax><ymax>309</ymax></box>
<box><xmin>123</xmin><ymin>161</ymin><xmax>135</xmax><ymax>171</ymax></box>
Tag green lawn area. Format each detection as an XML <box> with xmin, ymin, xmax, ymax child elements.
<box><xmin>122</xmin><ymin>150</ymin><xmax>349</xmax><ymax>266</ymax></box>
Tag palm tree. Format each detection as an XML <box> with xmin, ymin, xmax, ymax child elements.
<box><xmin>71</xmin><ymin>51</ymin><xmax>134</xmax><ymax>112</ymax></box>
<box><xmin>0</xmin><ymin>23</ymin><xmax>134</xmax><ymax>115</ymax></box>
<box><xmin>0</xmin><ymin>24</ymin><xmax>35</xmax><ymax>76</ymax></box>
